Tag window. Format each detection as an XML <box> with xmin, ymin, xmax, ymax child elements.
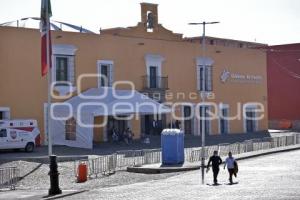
<box><xmin>196</xmin><ymin>57</ymin><xmax>214</xmax><ymax>92</ymax></box>
<box><xmin>65</xmin><ymin>117</ymin><xmax>76</xmax><ymax>141</ymax></box>
<box><xmin>97</xmin><ymin>60</ymin><xmax>114</xmax><ymax>87</ymax></box>
<box><xmin>56</xmin><ymin>57</ymin><xmax>68</xmax><ymax>82</ymax></box>
<box><xmin>52</xmin><ymin>44</ymin><xmax>77</xmax><ymax>87</ymax></box>
<box><xmin>219</xmin><ymin>106</ymin><xmax>229</xmax><ymax>134</ymax></box>
<box><xmin>0</xmin><ymin>107</ymin><xmax>10</xmax><ymax>121</ymax></box>
<box><xmin>245</xmin><ymin>109</ymin><xmax>256</xmax><ymax>132</ymax></box>
<box><xmin>0</xmin><ymin>129</ymin><xmax>7</xmax><ymax>137</ymax></box>
<box><xmin>198</xmin><ymin>65</ymin><xmax>213</xmax><ymax>91</ymax></box>
<box><xmin>53</xmin><ymin>55</ymin><xmax>75</xmax><ymax>85</ymax></box>
<box><xmin>149</xmin><ymin>66</ymin><xmax>158</xmax><ymax>88</ymax></box>
<box><xmin>145</xmin><ymin>54</ymin><xmax>164</xmax><ymax>88</ymax></box>
<box><xmin>183</xmin><ymin>106</ymin><xmax>193</xmax><ymax>134</ymax></box>
<box><xmin>199</xmin><ymin>106</ymin><xmax>211</xmax><ymax>135</ymax></box>
<box><xmin>100</xmin><ymin>64</ymin><xmax>108</xmax><ymax>86</ymax></box>
<box><xmin>243</xmin><ymin>105</ymin><xmax>258</xmax><ymax>133</ymax></box>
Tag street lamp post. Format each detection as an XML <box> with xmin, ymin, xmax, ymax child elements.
<box><xmin>188</xmin><ymin>21</ymin><xmax>219</xmax><ymax>184</ymax></box>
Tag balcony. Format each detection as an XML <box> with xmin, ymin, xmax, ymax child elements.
<box><xmin>141</xmin><ymin>75</ymin><xmax>169</xmax><ymax>90</ymax></box>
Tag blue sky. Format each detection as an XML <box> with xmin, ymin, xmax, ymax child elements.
<box><xmin>0</xmin><ymin>0</ymin><xmax>299</xmax><ymax>45</ymax></box>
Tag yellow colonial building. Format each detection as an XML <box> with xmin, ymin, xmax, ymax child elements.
<box><xmin>0</xmin><ymin>3</ymin><xmax>268</xmax><ymax>148</ymax></box>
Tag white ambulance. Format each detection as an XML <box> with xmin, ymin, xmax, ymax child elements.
<box><xmin>0</xmin><ymin>119</ymin><xmax>40</xmax><ymax>152</ymax></box>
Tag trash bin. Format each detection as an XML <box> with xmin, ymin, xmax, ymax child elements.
<box><xmin>161</xmin><ymin>129</ymin><xmax>184</xmax><ymax>165</ymax></box>
<box><xmin>77</xmin><ymin>162</ymin><xmax>87</xmax><ymax>183</ymax></box>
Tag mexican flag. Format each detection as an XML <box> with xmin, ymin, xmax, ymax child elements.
<box><xmin>40</xmin><ymin>0</ymin><xmax>52</xmax><ymax>76</ymax></box>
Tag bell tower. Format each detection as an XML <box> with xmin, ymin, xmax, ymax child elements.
<box><xmin>140</xmin><ymin>3</ymin><xmax>158</xmax><ymax>32</ymax></box>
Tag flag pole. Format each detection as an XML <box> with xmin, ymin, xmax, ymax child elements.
<box><xmin>45</xmin><ymin>0</ymin><xmax>52</xmax><ymax>156</ymax></box>
<box><xmin>42</xmin><ymin>0</ymin><xmax>61</xmax><ymax>195</ymax></box>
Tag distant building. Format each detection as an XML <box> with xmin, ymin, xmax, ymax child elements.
<box><xmin>0</xmin><ymin>3</ymin><xmax>268</xmax><ymax>148</ymax></box>
<box><xmin>266</xmin><ymin>43</ymin><xmax>300</xmax><ymax>130</ymax></box>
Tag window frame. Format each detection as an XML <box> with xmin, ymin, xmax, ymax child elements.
<box><xmin>52</xmin><ymin>44</ymin><xmax>77</xmax><ymax>87</ymax></box>
<box><xmin>0</xmin><ymin>129</ymin><xmax>7</xmax><ymax>137</ymax></box>
<box><xmin>218</xmin><ymin>104</ymin><xmax>230</xmax><ymax>134</ymax></box>
<box><xmin>97</xmin><ymin>60</ymin><xmax>114</xmax><ymax>88</ymax></box>
<box><xmin>0</xmin><ymin>107</ymin><xmax>10</xmax><ymax>121</ymax></box>
<box><xmin>243</xmin><ymin>104</ymin><xmax>258</xmax><ymax>133</ymax></box>
<box><xmin>198</xmin><ymin>65</ymin><xmax>213</xmax><ymax>92</ymax></box>
<box><xmin>196</xmin><ymin>57</ymin><xmax>214</xmax><ymax>92</ymax></box>
<box><xmin>65</xmin><ymin>117</ymin><xmax>76</xmax><ymax>141</ymax></box>
<box><xmin>145</xmin><ymin>54</ymin><xmax>164</xmax><ymax>88</ymax></box>
<box><xmin>55</xmin><ymin>56</ymin><xmax>69</xmax><ymax>83</ymax></box>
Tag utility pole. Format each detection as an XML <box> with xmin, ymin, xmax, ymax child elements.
<box><xmin>188</xmin><ymin>21</ymin><xmax>219</xmax><ymax>184</ymax></box>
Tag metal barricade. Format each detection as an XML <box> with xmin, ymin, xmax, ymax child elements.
<box><xmin>0</xmin><ymin>167</ymin><xmax>19</xmax><ymax>190</ymax></box>
<box><xmin>144</xmin><ymin>149</ymin><xmax>161</xmax><ymax>165</ymax></box>
<box><xmin>296</xmin><ymin>134</ymin><xmax>300</xmax><ymax>144</ymax></box>
<box><xmin>218</xmin><ymin>143</ymin><xmax>230</xmax><ymax>156</ymax></box>
<box><xmin>207</xmin><ymin>145</ymin><xmax>218</xmax><ymax>157</ymax></box>
<box><xmin>116</xmin><ymin>150</ymin><xmax>145</xmax><ymax>169</ymax></box>
<box><xmin>189</xmin><ymin>148</ymin><xmax>202</xmax><ymax>162</ymax></box>
<box><xmin>286</xmin><ymin>135</ymin><xmax>294</xmax><ymax>146</ymax></box>
<box><xmin>244</xmin><ymin>140</ymin><xmax>254</xmax><ymax>152</ymax></box>
<box><xmin>89</xmin><ymin>155</ymin><xmax>116</xmax><ymax>176</ymax></box>
<box><xmin>228</xmin><ymin>143</ymin><xmax>240</xmax><ymax>155</ymax></box>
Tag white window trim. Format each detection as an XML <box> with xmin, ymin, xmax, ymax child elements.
<box><xmin>243</xmin><ymin>103</ymin><xmax>258</xmax><ymax>133</ymax></box>
<box><xmin>145</xmin><ymin>54</ymin><xmax>164</xmax><ymax>87</ymax></box>
<box><xmin>196</xmin><ymin>57</ymin><xmax>214</xmax><ymax>66</ymax></box>
<box><xmin>196</xmin><ymin>56</ymin><xmax>214</xmax><ymax>92</ymax></box>
<box><xmin>97</xmin><ymin>60</ymin><xmax>114</xmax><ymax>88</ymax></box>
<box><xmin>218</xmin><ymin>103</ymin><xmax>230</xmax><ymax>134</ymax></box>
<box><xmin>52</xmin><ymin>44</ymin><xmax>77</xmax><ymax>96</ymax></box>
<box><xmin>0</xmin><ymin>107</ymin><xmax>10</xmax><ymax>121</ymax></box>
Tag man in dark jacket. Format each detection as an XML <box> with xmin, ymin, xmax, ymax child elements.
<box><xmin>207</xmin><ymin>150</ymin><xmax>223</xmax><ymax>185</ymax></box>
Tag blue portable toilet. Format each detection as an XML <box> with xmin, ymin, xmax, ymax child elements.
<box><xmin>161</xmin><ymin>129</ymin><xmax>184</xmax><ymax>165</ymax></box>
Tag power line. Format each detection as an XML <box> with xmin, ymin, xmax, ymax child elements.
<box><xmin>270</xmin><ymin>56</ymin><xmax>300</xmax><ymax>79</ymax></box>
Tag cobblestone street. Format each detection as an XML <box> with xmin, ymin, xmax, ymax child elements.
<box><xmin>64</xmin><ymin>150</ymin><xmax>300</xmax><ymax>200</ymax></box>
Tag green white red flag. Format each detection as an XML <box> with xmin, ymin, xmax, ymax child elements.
<box><xmin>40</xmin><ymin>0</ymin><xmax>52</xmax><ymax>76</ymax></box>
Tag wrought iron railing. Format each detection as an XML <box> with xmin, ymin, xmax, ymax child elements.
<box><xmin>141</xmin><ymin>75</ymin><xmax>169</xmax><ymax>90</ymax></box>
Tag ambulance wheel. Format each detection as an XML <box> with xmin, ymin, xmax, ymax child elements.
<box><xmin>25</xmin><ymin>143</ymin><xmax>34</xmax><ymax>152</ymax></box>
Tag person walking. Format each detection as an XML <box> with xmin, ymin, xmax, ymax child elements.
<box><xmin>207</xmin><ymin>150</ymin><xmax>222</xmax><ymax>185</ymax></box>
<box><xmin>224</xmin><ymin>151</ymin><xmax>236</xmax><ymax>184</ymax></box>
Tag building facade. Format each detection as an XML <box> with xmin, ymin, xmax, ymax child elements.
<box><xmin>0</xmin><ymin>3</ymin><xmax>268</xmax><ymax>148</ymax></box>
<box><xmin>267</xmin><ymin>43</ymin><xmax>300</xmax><ymax>129</ymax></box>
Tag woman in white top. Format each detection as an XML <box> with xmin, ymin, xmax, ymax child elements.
<box><xmin>224</xmin><ymin>151</ymin><xmax>236</xmax><ymax>184</ymax></box>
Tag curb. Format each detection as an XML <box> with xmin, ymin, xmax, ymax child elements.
<box><xmin>0</xmin><ymin>155</ymin><xmax>88</xmax><ymax>164</ymax></box>
<box><xmin>234</xmin><ymin>144</ymin><xmax>300</xmax><ymax>161</ymax></box>
<box><xmin>127</xmin><ymin>144</ymin><xmax>300</xmax><ymax>174</ymax></box>
<box><xmin>127</xmin><ymin>164</ymin><xmax>200</xmax><ymax>174</ymax></box>
<box><xmin>43</xmin><ymin>190</ymin><xmax>88</xmax><ymax>200</ymax></box>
